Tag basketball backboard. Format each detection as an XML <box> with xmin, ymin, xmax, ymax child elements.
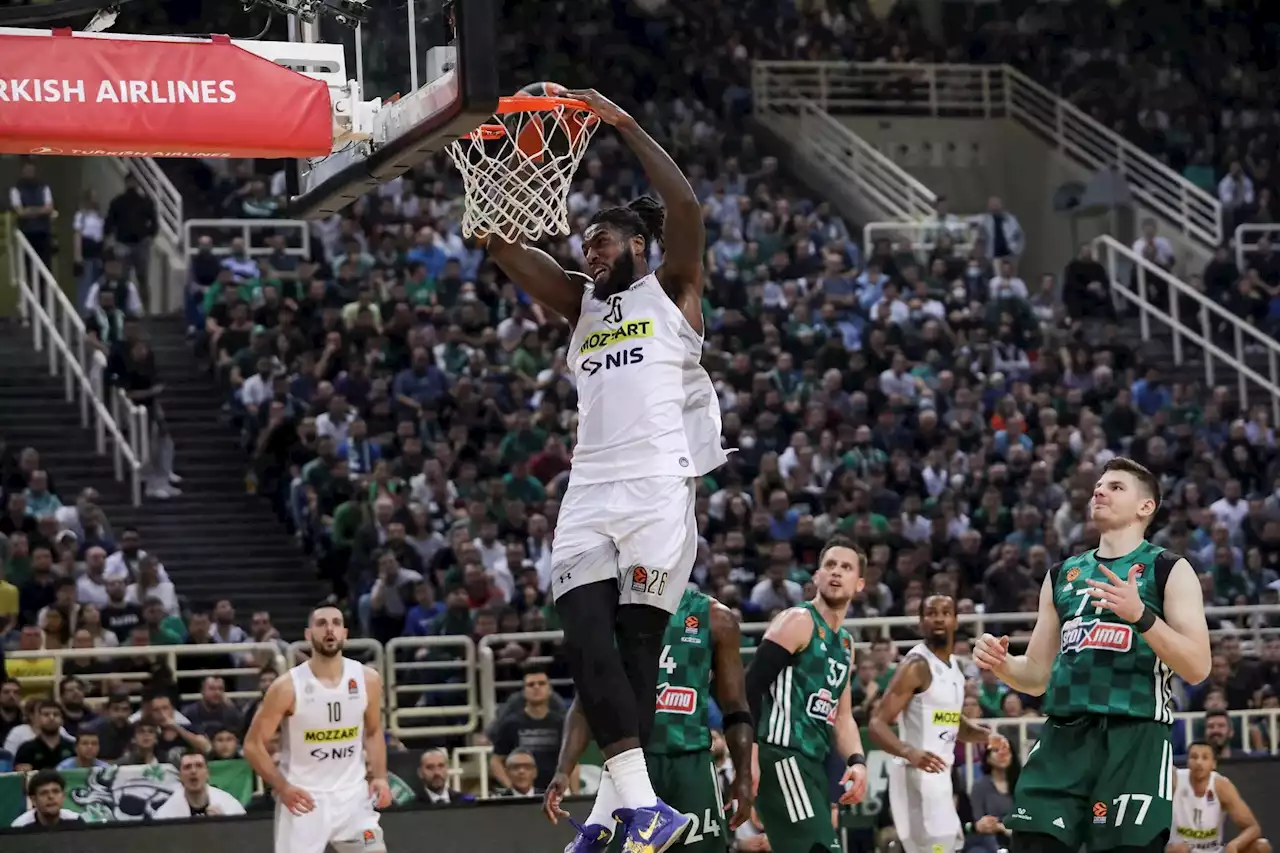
<box><xmin>288</xmin><ymin>0</ymin><xmax>500</xmax><ymax>219</ymax></box>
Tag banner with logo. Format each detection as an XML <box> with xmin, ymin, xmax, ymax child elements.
<box><xmin>0</xmin><ymin>28</ymin><xmax>334</xmax><ymax>158</ymax></box>
<box><xmin>0</xmin><ymin>761</ymin><xmax>254</xmax><ymax>826</ymax></box>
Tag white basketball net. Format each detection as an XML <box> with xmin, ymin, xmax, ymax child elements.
<box><xmin>447</xmin><ymin>102</ymin><xmax>600</xmax><ymax>242</ymax></box>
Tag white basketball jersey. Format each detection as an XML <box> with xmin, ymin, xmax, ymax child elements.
<box><xmin>1172</xmin><ymin>769</ymin><xmax>1225</xmax><ymax>852</ymax></box>
<box><xmin>279</xmin><ymin>657</ymin><xmax>368</xmax><ymax>794</ymax></box>
<box><xmin>567</xmin><ymin>273</ymin><xmax>727</xmax><ymax>485</ymax></box>
<box><xmin>896</xmin><ymin>643</ymin><xmax>965</xmax><ymax>767</ymax></box>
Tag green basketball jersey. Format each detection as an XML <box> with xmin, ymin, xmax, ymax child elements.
<box><xmin>756</xmin><ymin>602</ymin><xmax>854</xmax><ymax>762</ymax></box>
<box><xmin>649</xmin><ymin>588</ymin><xmax>714</xmax><ymax>755</ymax></box>
<box><xmin>1042</xmin><ymin>541</ymin><xmax>1178</xmax><ymax>723</ymax></box>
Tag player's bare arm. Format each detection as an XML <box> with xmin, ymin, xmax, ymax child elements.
<box><xmin>710</xmin><ymin>600</ymin><xmax>755</xmax><ymax>829</ymax></box>
<box><xmin>544</xmin><ymin>698</ymin><xmax>593</xmax><ymax>823</ymax></box>
<box><xmin>243</xmin><ymin>673</ymin><xmax>314</xmax><ymax>815</ymax></box>
<box><xmin>974</xmin><ymin>572</ymin><xmax>1060</xmax><ymax>694</ymax></box>
<box><xmin>485</xmin><ymin>238</ymin><xmax>588</xmax><ymax>324</ymax></box>
<box><xmin>834</xmin><ymin>645</ymin><xmax>867</xmax><ymax>805</ymax></box>
<box><xmin>957</xmin><ymin>713</ymin><xmax>1006</xmax><ymax>747</ymax></box>
<box><xmin>568</xmin><ymin>90</ymin><xmax>706</xmax><ymax>321</ymax></box>
<box><xmin>1219</xmin><ymin>775</ymin><xmax>1267</xmax><ymax>853</ymax></box>
<box><xmin>868</xmin><ymin>656</ymin><xmax>948</xmax><ymax>773</ymax></box>
<box><xmin>1087</xmin><ymin>557</ymin><xmax>1212</xmax><ymax>684</ymax></box>
<box><xmin>363</xmin><ymin>666</ymin><xmax>392</xmax><ymax>808</ymax></box>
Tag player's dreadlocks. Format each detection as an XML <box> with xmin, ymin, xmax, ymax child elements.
<box><xmin>588</xmin><ymin>195</ymin><xmax>666</xmax><ymax>251</ymax></box>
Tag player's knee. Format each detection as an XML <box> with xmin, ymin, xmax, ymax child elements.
<box><xmin>1165</xmin><ymin>842</ymin><xmax>1191</xmax><ymax>853</ymax></box>
<box><xmin>1248</xmin><ymin>839</ymin><xmax>1272</xmax><ymax>853</ymax></box>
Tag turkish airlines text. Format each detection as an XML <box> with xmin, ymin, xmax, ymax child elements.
<box><xmin>0</xmin><ymin>78</ymin><xmax>237</xmax><ymax>104</ymax></box>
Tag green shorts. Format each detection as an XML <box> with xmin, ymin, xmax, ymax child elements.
<box><xmin>1011</xmin><ymin>715</ymin><xmax>1175</xmax><ymax>851</ymax></box>
<box><xmin>754</xmin><ymin>743</ymin><xmax>838</xmax><ymax>853</ymax></box>
<box><xmin>606</xmin><ymin>751</ymin><xmax>727</xmax><ymax>853</ymax></box>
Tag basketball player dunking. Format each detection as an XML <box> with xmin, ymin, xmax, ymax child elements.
<box><xmin>488</xmin><ymin>88</ymin><xmax>729</xmax><ymax>853</ymax></box>
<box><xmin>244</xmin><ymin>605</ymin><xmax>393</xmax><ymax>853</ymax></box>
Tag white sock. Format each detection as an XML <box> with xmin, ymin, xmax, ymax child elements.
<box><xmin>605</xmin><ymin>748</ymin><xmax>658</xmax><ymax>810</ymax></box>
<box><xmin>585</xmin><ymin>769</ymin><xmax>622</xmax><ymax>829</ymax></box>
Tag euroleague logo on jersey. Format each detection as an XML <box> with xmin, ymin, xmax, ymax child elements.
<box><xmin>656</xmin><ymin>683</ymin><xmax>698</xmax><ymax>714</ymax></box>
<box><xmin>1060</xmin><ymin>616</ymin><xmax>1134</xmax><ymax>654</ymax></box>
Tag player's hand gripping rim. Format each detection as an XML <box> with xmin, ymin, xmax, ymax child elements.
<box><xmin>278</xmin><ymin>783</ymin><xmax>316</xmax><ymax>816</ymax></box>
<box><xmin>564</xmin><ymin>89</ymin><xmax>634</xmax><ymax>129</ymax></box>
<box><xmin>838</xmin><ymin>763</ymin><xmax>867</xmax><ymax>806</ymax></box>
<box><xmin>973</xmin><ymin>633</ymin><xmax>1010</xmax><ymax>674</ymax></box>
<box><xmin>1085</xmin><ymin>564</ymin><xmax>1145</xmax><ymax>623</ymax></box>
<box><xmin>542</xmin><ymin>771</ymin><xmax>572</xmax><ymax>824</ymax></box>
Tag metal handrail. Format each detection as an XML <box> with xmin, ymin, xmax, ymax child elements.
<box><xmin>751</xmin><ymin>61</ymin><xmax>1223</xmax><ymax>249</ymax></box>
<box><xmin>1096</xmin><ymin>235</ymin><xmax>1280</xmax><ymax>423</ymax></box>
<box><xmin>7</xmin><ymin>227</ymin><xmax>148</xmax><ymax>505</ymax></box>
<box><xmin>5</xmin><ymin>642</ymin><xmax>288</xmax><ymax>703</ymax></box>
<box><xmin>384</xmin><ymin>635</ymin><xmax>480</xmax><ymax>737</ymax></box>
<box><xmin>1234</xmin><ymin>223</ymin><xmax>1280</xmax><ymax>272</ymax></box>
<box><xmin>752</xmin><ymin>63</ymin><xmax>937</xmax><ymax>224</ymax></box>
<box><xmin>182</xmin><ymin>218</ymin><xmax>311</xmax><ymax>260</ymax></box>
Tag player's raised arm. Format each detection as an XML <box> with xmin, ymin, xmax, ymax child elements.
<box><xmin>243</xmin><ymin>673</ymin><xmax>313</xmax><ymax>815</ymax></box>
<box><xmin>568</xmin><ymin>90</ymin><xmax>705</xmax><ymax>297</ymax></box>
<box><xmin>834</xmin><ymin>644</ymin><xmax>866</xmax><ymax>805</ymax></box>
<box><xmin>868</xmin><ymin>656</ymin><xmax>946</xmax><ymax>773</ymax></box>
<box><xmin>710</xmin><ymin>601</ymin><xmax>754</xmax><ymax>829</ymax></box>
<box><xmin>486</xmin><ymin>238</ymin><xmax>587</xmax><ymax>325</ymax></box>
<box><xmin>1088</xmin><ymin>556</ymin><xmax>1211</xmax><ymax>684</ymax></box>
<box><xmin>744</xmin><ymin>606</ymin><xmax>814</xmax><ymax>724</ymax></box>
<box><xmin>974</xmin><ymin>571</ymin><xmax>1060</xmax><ymax>695</ymax></box>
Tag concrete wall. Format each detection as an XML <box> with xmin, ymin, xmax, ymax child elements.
<box><xmin>839</xmin><ymin>116</ymin><xmax>1121</xmax><ymax>280</ymax></box>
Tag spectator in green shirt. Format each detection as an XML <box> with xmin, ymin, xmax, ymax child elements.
<box><xmin>503</xmin><ymin>459</ymin><xmax>546</xmax><ymax>505</ymax></box>
<box><xmin>142</xmin><ymin>598</ymin><xmax>184</xmax><ymax>645</ymax></box>
<box><xmin>498</xmin><ymin>411</ymin><xmax>546</xmax><ymax>466</ymax></box>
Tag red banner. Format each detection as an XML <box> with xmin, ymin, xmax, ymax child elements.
<box><xmin>0</xmin><ymin>30</ymin><xmax>334</xmax><ymax>158</ymax></box>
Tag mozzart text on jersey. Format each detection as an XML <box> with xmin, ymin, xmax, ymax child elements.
<box><xmin>0</xmin><ymin>78</ymin><xmax>238</xmax><ymax>104</ymax></box>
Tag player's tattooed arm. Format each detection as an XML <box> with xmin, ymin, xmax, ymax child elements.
<box><xmin>974</xmin><ymin>572</ymin><xmax>1059</xmax><ymax>695</ymax></box>
<box><xmin>710</xmin><ymin>601</ymin><xmax>754</xmax><ymax>829</ymax></box>
<box><xmin>567</xmin><ymin>89</ymin><xmax>705</xmax><ymax>300</ymax></box>
<box><xmin>485</xmin><ymin>237</ymin><xmax>587</xmax><ymax>325</ymax></box>
<box><xmin>868</xmin><ymin>657</ymin><xmax>947</xmax><ymax>772</ymax></box>
<box><xmin>243</xmin><ymin>674</ymin><xmax>311</xmax><ymax>813</ymax></box>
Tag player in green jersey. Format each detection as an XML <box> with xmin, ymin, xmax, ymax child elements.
<box><xmin>974</xmin><ymin>457</ymin><xmax>1212</xmax><ymax>853</ymax></box>
<box><xmin>743</xmin><ymin>536</ymin><xmax>868</xmax><ymax>853</ymax></box>
<box><xmin>543</xmin><ymin>588</ymin><xmax>755</xmax><ymax>853</ymax></box>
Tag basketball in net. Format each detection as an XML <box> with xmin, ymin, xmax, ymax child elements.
<box><xmin>447</xmin><ymin>81</ymin><xmax>600</xmax><ymax>242</ymax></box>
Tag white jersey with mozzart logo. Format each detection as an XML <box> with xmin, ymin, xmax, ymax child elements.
<box><xmin>888</xmin><ymin>643</ymin><xmax>966</xmax><ymax>853</ymax></box>
<box><xmin>1172</xmin><ymin>769</ymin><xmax>1225</xmax><ymax>852</ymax></box>
<box><xmin>279</xmin><ymin>657</ymin><xmax>368</xmax><ymax>794</ymax></box>
<box><xmin>897</xmin><ymin>643</ymin><xmax>965</xmax><ymax>768</ymax></box>
<box><xmin>566</xmin><ymin>272</ymin><xmax>727</xmax><ymax>485</ymax></box>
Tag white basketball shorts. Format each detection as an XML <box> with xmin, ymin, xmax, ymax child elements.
<box><xmin>550</xmin><ymin>475</ymin><xmax>697</xmax><ymax>613</ymax></box>
<box><xmin>887</xmin><ymin>760</ymin><xmax>961</xmax><ymax>853</ymax></box>
<box><xmin>274</xmin><ymin>783</ymin><xmax>385</xmax><ymax>853</ymax></box>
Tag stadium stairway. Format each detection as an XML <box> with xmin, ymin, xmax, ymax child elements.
<box><xmin>0</xmin><ymin>319</ymin><xmax>323</xmax><ymax>638</ymax></box>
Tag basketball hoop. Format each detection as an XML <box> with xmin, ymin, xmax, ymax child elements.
<box><xmin>447</xmin><ymin>94</ymin><xmax>599</xmax><ymax>242</ymax></box>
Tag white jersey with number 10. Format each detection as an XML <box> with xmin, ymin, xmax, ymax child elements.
<box><xmin>279</xmin><ymin>657</ymin><xmax>368</xmax><ymax>794</ymax></box>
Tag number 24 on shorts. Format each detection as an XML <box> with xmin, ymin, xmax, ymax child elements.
<box><xmin>682</xmin><ymin>809</ymin><xmax>721</xmax><ymax>844</ymax></box>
